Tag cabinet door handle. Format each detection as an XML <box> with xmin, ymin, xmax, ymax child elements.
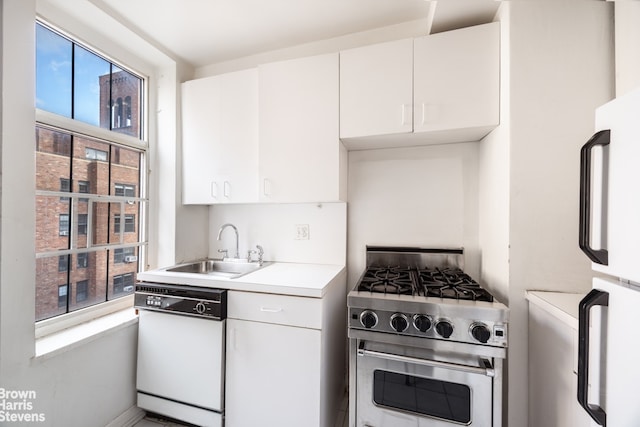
<box><xmin>211</xmin><ymin>181</ymin><xmax>218</xmax><ymax>199</ymax></box>
<box><xmin>401</xmin><ymin>104</ymin><xmax>412</xmax><ymax>126</ymax></box>
<box><xmin>263</xmin><ymin>178</ymin><xmax>271</xmax><ymax>197</ymax></box>
<box><xmin>260</xmin><ymin>306</ymin><xmax>282</xmax><ymax>313</ymax></box>
<box><xmin>223</xmin><ymin>180</ymin><xmax>231</xmax><ymax>198</ymax></box>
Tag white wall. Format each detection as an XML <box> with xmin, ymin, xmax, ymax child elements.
<box><xmin>478</xmin><ymin>3</ymin><xmax>614</xmax><ymax>426</ymax></box>
<box><xmin>614</xmin><ymin>2</ymin><xmax>640</xmax><ymax>97</ymax></box>
<box><xmin>208</xmin><ymin>203</ymin><xmax>347</xmax><ymax>266</ymax></box>
<box><xmin>347</xmin><ymin>143</ymin><xmax>480</xmax><ymax>288</ymax></box>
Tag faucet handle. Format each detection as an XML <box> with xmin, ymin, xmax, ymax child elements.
<box><xmin>218</xmin><ymin>249</ymin><xmax>228</xmax><ymax>259</ymax></box>
<box><xmin>256</xmin><ymin>245</ymin><xmax>264</xmax><ymax>265</ymax></box>
<box><xmin>248</xmin><ymin>245</ymin><xmax>264</xmax><ymax>265</ymax></box>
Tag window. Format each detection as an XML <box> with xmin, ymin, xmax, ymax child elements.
<box><xmin>58</xmin><ymin>255</ymin><xmax>68</xmax><ymax>272</ymax></box>
<box><xmin>114</xmin><ymin>247</ymin><xmax>136</xmax><ymax>264</ymax></box>
<box><xmin>114</xmin><ymin>183</ymin><xmax>135</xmax><ymax>197</ymax></box>
<box><xmin>77</xmin><ymin>252</ymin><xmax>89</xmax><ymax>269</ymax></box>
<box><xmin>85</xmin><ymin>147</ymin><xmax>108</xmax><ymax>161</ymax></box>
<box><xmin>59</xmin><ymin>214</ymin><xmax>70</xmax><ymax>236</ymax></box>
<box><xmin>114</xmin><ymin>214</ymin><xmax>136</xmax><ymax>233</ymax></box>
<box><xmin>76</xmin><ymin>280</ymin><xmax>88</xmax><ymax>303</ymax></box>
<box><xmin>113</xmin><ymin>273</ymin><xmax>134</xmax><ymax>294</ymax></box>
<box><xmin>35</xmin><ymin>21</ymin><xmax>146</xmax><ymax>323</ymax></box>
<box><xmin>78</xmin><ymin>214</ymin><xmax>88</xmax><ymax>235</ymax></box>
<box><xmin>58</xmin><ymin>285</ymin><xmax>68</xmax><ymax>308</ymax></box>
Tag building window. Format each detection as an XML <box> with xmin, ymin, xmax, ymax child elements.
<box><xmin>113</xmin><ymin>273</ymin><xmax>134</xmax><ymax>294</ymax></box>
<box><xmin>35</xmin><ymin>21</ymin><xmax>146</xmax><ymax>323</ymax></box>
<box><xmin>85</xmin><ymin>147</ymin><xmax>108</xmax><ymax>161</ymax></box>
<box><xmin>58</xmin><ymin>285</ymin><xmax>68</xmax><ymax>308</ymax></box>
<box><xmin>60</xmin><ymin>178</ymin><xmax>70</xmax><ymax>201</ymax></box>
<box><xmin>114</xmin><ymin>247</ymin><xmax>136</xmax><ymax>264</ymax></box>
<box><xmin>114</xmin><ymin>183</ymin><xmax>135</xmax><ymax>197</ymax></box>
<box><xmin>78</xmin><ymin>214</ymin><xmax>88</xmax><ymax>235</ymax></box>
<box><xmin>78</xmin><ymin>180</ymin><xmax>90</xmax><ymax>202</ymax></box>
<box><xmin>114</xmin><ymin>214</ymin><xmax>135</xmax><ymax>233</ymax></box>
<box><xmin>58</xmin><ymin>255</ymin><xmax>68</xmax><ymax>272</ymax></box>
<box><xmin>76</xmin><ymin>280</ymin><xmax>88</xmax><ymax>302</ymax></box>
<box><xmin>77</xmin><ymin>252</ymin><xmax>89</xmax><ymax>268</ymax></box>
<box><xmin>59</xmin><ymin>214</ymin><xmax>70</xmax><ymax>236</ymax></box>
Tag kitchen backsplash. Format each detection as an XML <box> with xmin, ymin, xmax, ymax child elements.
<box><xmin>209</xmin><ymin>202</ymin><xmax>346</xmax><ymax>265</ymax></box>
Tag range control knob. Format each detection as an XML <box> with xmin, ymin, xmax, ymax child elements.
<box><xmin>195</xmin><ymin>302</ymin><xmax>207</xmax><ymax>315</ymax></box>
<box><xmin>390</xmin><ymin>313</ymin><xmax>409</xmax><ymax>333</ymax></box>
<box><xmin>360</xmin><ymin>310</ymin><xmax>378</xmax><ymax>329</ymax></box>
<box><xmin>435</xmin><ymin>320</ymin><xmax>454</xmax><ymax>338</ymax></box>
<box><xmin>413</xmin><ymin>314</ymin><xmax>432</xmax><ymax>333</ymax></box>
<box><xmin>470</xmin><ymin>323</ymin><xmax>491</xmax><ymax>343</ymax></box>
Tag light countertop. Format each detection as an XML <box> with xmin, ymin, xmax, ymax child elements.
<box><xmin>137</xmin><ymin>261</ymin><xmax>346</xmax><ymax>298</ymax></box>
<box><xmin>525</xmin><ymin>290</ymin><xmax>587</xmax><ymax>330</ymax></box>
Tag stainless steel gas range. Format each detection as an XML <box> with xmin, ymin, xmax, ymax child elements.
<box><xmin>348</xmin><ymin>247</ymin><xmax>508</xmax><ymax>427</ymax></box>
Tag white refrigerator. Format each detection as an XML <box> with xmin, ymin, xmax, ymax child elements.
<box><xmin>578</xmin><ymin>87</ymin><xmax>640</xmax><ymax>427</ymax></box>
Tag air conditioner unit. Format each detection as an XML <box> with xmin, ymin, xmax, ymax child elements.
<box><xmin>124</xmin><ymin>255</ymin><xmax>138</xmax><ymax>263</ymax></box>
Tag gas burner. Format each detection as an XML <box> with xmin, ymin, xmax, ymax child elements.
<box><xmin>418</xmin><ymin>267</ymin><xmax>493</xmax><ymax>302</ymax></box>
<box><xmin>358</xmin><ymin>267</ymin><xmax>415</xmax><ymax>295</ymax></box>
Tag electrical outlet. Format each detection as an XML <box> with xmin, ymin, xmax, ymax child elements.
<box><xmin>295</xmin><ymin>224</ymin><xmax>310</xmax><ymax>240</ymax></box>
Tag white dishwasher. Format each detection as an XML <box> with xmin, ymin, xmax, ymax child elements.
<box><xmin>135</xmin><ymin>283</ymin><xmax>227</xmax><ymax>427</ymax></box>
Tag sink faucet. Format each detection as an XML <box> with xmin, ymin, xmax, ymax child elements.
<box><xmin>217</xmin><ymin>223</ymin><xmax>239</xmax><ymax>259</ymax></box>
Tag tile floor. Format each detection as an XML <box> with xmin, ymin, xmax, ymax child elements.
<box><xmin>134</xmin><ymin>390</ymin><xmax>349</xmax><ymax>427</ymax></box>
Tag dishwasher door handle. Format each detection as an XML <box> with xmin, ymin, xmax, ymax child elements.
<box><xmin>357</xmin><ymin>344</ymin><xmax>495</xmax><ymax>377</ymax></box>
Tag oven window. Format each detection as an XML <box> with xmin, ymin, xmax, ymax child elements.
<box><xmin>373</xmin><ymin>370</ymin><xmax>471</xmax><ymax>424</ymax></box>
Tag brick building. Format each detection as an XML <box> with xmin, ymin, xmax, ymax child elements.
<box><xmin>35</xmin><ymin>71</ymin><xmax>141</xmax><ymax>321</ymax></box>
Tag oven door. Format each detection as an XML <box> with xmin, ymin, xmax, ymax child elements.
<box><xmin>356</xmin><ymin>340</ymin><xmax>494</xmax><ymax>427</ymax></box>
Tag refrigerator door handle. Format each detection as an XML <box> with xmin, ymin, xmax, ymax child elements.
<box><xmin>579</xmin><ymin>130</ymin><xmax>610</xmax><ymax>265</ymax></box>
<box><xmin>578</xmin><ymin>288</ymin><xmax>609</xmax><ymax>426</ymax></box>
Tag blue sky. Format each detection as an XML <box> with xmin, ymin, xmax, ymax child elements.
<box><xmin>36</xmin><ymin>23</ymin><xmax>109</xmax><ymax>127</ymax></box>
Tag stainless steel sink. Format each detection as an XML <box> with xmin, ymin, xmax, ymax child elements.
<box><xmin>166</xmin><ymin>259</ymin><xmax>271</xmax><ymax>278</ymax></box>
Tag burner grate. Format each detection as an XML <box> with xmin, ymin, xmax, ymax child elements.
<box><xmin>417</xmin><ymin>267</ymin><xmax>493</xmax><ymax>302</ymax></box>
<box><xmin>358</xmin><ymin>267</ymin><xmax>415</xmax><ymax>295</ymax></box>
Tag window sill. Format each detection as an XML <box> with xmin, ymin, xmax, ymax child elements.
<box><xmin>35</xmin><ymin>308</ymin><xmax>138</xmax><ymax>360</ymax></box>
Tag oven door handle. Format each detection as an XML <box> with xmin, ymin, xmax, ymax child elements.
<box><xmin>357</xmin><ymin>345</ymin><xmax>495</xmax><ymax>378</ymax></box>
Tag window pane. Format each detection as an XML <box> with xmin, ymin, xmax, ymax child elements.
<box><xmin>36</xmin><ymin>128</ymin><xmax>71</xmax><ymax>192</ymax></box>
<box><xmin>77</xmin><ymin>252</ymin><xmax>89</xmax><ymax>268</ymax></box>
<box><xmin>111</xmin><ymin>66</ymin><xmax>141</xmax><ymax>138</ymax></box>
<box><xmin>109</xmin><ymin>248</ymin><xmax>138</xmax><ymax>299</ymax></box>
<box><xmin>36</xmin><ymin>23</ymin><xmax>72</xmax><ymax>117</ymax></box>
<box><xmin>36</xmin><ymin>257</ymin><xmax>69</xmax><ymax>321</ymax></box>
<box><xmin>36</xmin><ymin>195</ymin><xmax>70</xmax><ymax>252</ymax></box>
<box><xmin>69</xmin><ymin>251</ymin><xmax>108</xmax><ymax>311</ymax></box>
<box><xmin>74</xmin><ymin>46</ymin><xmax>110</xmax><ymax>127</ymax></box>
<box><xmin>72</xmin><ymin>136</ymin><xmax>110</xmax><ymax>195</ymax></box>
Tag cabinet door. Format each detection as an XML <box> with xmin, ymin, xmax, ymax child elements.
<box><xmin>414</xmin><ymin>22</ymin><xmax>499</xmax><ymax>136</ymax></box>
<box><xmin>181</xmin><ymin>69</ymin><xmax>258</xmax><ymax>204</ymax></box>
<box><xmin>225</xmin><ymin>318</ymin><xmax>321</xmax><ymax>427</ymax></box>
<box><xmin>340</xmin><ymin>38</ymin><xmax>413</xmax><ymax>139</ymax></box>
<box><xmin>258</xmin><ymin>53</ymin><xmax>342</xmax><ymax>203</ymax></box>
<box><xmin>528</xmin><ymin>303</ymin><xmax>593</xmax><ymax>427</ymax></box>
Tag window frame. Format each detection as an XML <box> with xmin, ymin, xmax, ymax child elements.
<box><xmin>35</xmin><ymin>18</ymin><xmax>149</xmax><ymax>334</ymax></box>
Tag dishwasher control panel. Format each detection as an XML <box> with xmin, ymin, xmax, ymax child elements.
<box><xmin>135</xmin><ymin>283</ymin><xmax>227</xmax><ymax>320</ymax></box>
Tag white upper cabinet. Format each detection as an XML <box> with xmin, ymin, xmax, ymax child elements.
<box><xmin>339</xmin><ymin>38</ymin><xmax>414</xmax><ymax>139</ymax></box>
<box><xmin>340</xmin><ymin>22</ymin><xmax>500</xmax><ymax>150</ymax></box>
<box><xmin>258</xmin><ymin>52</ymin><xmax>346</xmax><ymax>203</ymax></box>
<box><xmin>414</xmin><ymin>22</ymin><xmax>500</xmax><ymax>139</ymax></box>
<box><xmin>181</xmin><ymin>68</ymin><xmax>259</xmax><ymax>204</ymax></box>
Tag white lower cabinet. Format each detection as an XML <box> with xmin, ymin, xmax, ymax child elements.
<box><xmin>225</xmin><ymin>289</ymin><xmax>345</xmax><ymax>427</ymax></box>
<box><xmin>225</xmin><ymin>318</ymin><xmax>321</xmax><ymax>426</ymax></box>
<box><xmin>528</xmin><ymin>302</ymin><xmax>593</xmax><ymax>427</ymax></box>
